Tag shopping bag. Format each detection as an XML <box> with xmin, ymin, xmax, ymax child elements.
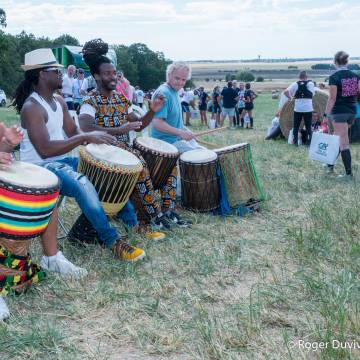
<box><xmin>309</xmin><ymin>132</ymin><xmax>340</xmax><ymax>165</ymax></box>
<box><xmin>208</xmin><ymin>118</ymin><xmax>216</xmax><ymax>129</ymax></box>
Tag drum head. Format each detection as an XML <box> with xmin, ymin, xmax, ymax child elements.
<box><xmin>136</xmin><ymin>137</ymin><xmax>178</xmax><ymax>155</ymax></box>
<box><xmin>85</xmin><ymin>144</ymin><xmax>141</xmax><ymax>169</ymax></box>
<box><xmin>180</xmin><ymin>149</ymin><xmax>217</xmax><ymax>163</ymax></box>
<box><xmin>0</xmin><ymin>161</ymin><xmax>58</xmax><ymax>188</ymax></box>
<box><xmin>215</xmin><ymin>143</ymin><xmax>248</xmax><ymax>154</ymax></box>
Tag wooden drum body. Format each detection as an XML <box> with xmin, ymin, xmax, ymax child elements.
<box><xmin>179</xmin><ymin>149</ymin><xmax>219</xmax><ymax>212</ymax></box>
<box><xmin>78</xmin><ymin>144</ymin><xmax>143</xmax><ymax>215</ymax></box>
<box><xmin>133</xmin><ymin>137</ymin><xmax>179</xmax><ymax>190</ymax></box>
<box><xmin>0</xmin><ymin>161</ymin><xmax>59</xmax><ymax>295</ymax></box>
<box><xmin>215</xmin><ymin>143</ymin><xmax>264</xmax><ymax>207</ymax></box>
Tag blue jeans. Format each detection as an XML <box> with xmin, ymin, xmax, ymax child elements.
<box><xmin>43</xmin><ymin>157</ymin><xmax>137</xmax><ymax>248</ymax></box>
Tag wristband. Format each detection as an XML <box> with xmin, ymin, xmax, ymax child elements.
<box><xmin>323</xmin><ymin>113</ymin><xmax>328</xmax><ymax>117</ymax></box>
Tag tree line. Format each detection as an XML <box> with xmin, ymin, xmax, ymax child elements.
<box><xmin>0</xmin><ymin>8</ymin><xmax>171</xmax><ymax>97</ymax></box>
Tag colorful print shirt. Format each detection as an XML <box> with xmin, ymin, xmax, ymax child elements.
<box><xmin>82</xmin><ymin>90</ymin><xmax>131</xmax><ymax>143</ymax></box>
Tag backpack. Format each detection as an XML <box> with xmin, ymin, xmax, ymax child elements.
<box><xmin>294</xmin><ymin>80</ymin><xmax>313</xmax><ymax>99</ymax></box>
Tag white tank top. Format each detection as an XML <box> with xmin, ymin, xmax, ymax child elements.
<box><xmin>20</xmin><ymin>92</ymin><xmax>66</xmax><ymax>165</ymax></box>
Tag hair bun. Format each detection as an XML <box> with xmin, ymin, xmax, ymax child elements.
<box><xmin>82</xmin><ymin>39</ymin><xmax>109</xmax><ymax>64</ymax></box>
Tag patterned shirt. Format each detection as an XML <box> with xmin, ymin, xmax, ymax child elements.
<box><xmin>82</xmin><ymin>90</ymin><xmax>131</xmax><ymax>143</ymax></box>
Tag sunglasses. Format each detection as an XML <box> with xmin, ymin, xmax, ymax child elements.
<box><xmin>42</xmin><ymin>67</ymin><xmax>63</xmax><ymax>75</ymax></box>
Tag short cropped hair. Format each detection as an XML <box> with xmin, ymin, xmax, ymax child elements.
<box><xmin>299</xmin><ymin>71</ymin><xmax>307</xmax><ymax>80</ymax></box>
<box><xmin>166</xmin><ymin>62</ymin><xmax>191</xmax><ymax>81</ymax></box>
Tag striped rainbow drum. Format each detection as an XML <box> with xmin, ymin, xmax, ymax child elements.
<box><xmin>0</xmin><ymin>161</ymin><xmax>59</xmax><ymax>295</ymax></box>
<box><xmin>78</xmin><ymin>144</ymin><xmax>143</xmax><ymax>215</ymax></box>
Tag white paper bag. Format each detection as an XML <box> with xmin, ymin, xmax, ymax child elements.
<box><xmin>208</xmin><ymin>118</ymin><xmax>216</xmax><ymax>129</ymax></box>
<box><xmin>309</xmin><ymin>132</ymin><xmax>340</xmax><ymax>165</ymax></box>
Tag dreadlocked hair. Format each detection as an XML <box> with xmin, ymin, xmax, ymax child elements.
<box><xmin>82</xmin><ymin>38</ymin><xmax>111</xmax><ymax>76</ymax></box>
<box><xmin>12</xmin><ymin>69</ymin><xmax>41</xmax><ymax>113</ymax></box>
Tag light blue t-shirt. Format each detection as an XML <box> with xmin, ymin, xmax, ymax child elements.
<box><xmin>151</xmin><ymin>83</ymin><xmax>183</xmax><ymax>144</ymax></box>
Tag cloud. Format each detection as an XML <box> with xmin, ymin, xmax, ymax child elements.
<box><xmin>2</xmin><ymin>0</ymin><xmax>360</xmax><ymax>59</ymax></box>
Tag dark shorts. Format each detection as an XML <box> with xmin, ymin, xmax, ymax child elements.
<box><xmin>199</xmin><ymin>104</ymin><xmax>207</xmax><ymax>111</ymax></box>
<box><xmin>66</xmin><ymin>101</ymin><xmax>74</xmax><ymax>110</ymax></box>
<box><xmin>330</xmin><ymin>113</ymin><xmax>355</xmax><ymax>124</ymax></box>
<box><xmin>238</xmin><ymin>107</ymin><xmax>245</xmax><ymax>113</ymax></box>
<box><xmin>181</xmin><ymin>102</ymin><xmax>190</xmax><ymax>113</ymax></box>
<box><xmin>212</xmin><ymin>104</ymin><xmax>221</xmax><ymax>114</ymax></box>
<box><xmin>245</xmin><ymin>103</ymin><xmax>254</xmax><ymax>111</ymax></box>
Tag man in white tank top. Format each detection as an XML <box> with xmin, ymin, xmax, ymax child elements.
<box><xmin>14</xmin><ymin>48</ymin><xmax>146</xmax><ymax>264</ymax></box>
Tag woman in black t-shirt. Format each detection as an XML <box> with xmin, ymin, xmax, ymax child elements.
<box><xmin>324</xmin><ymin>51</ymin><xmax>360</xmax><ymax>177</ymax></box>
<box><xmin>211</xmin><ymin>86</ymin><xmax>221</xmax><ymax>126</ymax></box>
<box><xmin>244</xmin><ymin>83</ymin><xmax>257</xmax><ymax>129</ymax></box>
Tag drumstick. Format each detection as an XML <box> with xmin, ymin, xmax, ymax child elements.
<box><xmin>194</xmin><ymin>127</ymin><xmax>227</xmax><ymax>137</ymax></box>
<box><xmin>196</xmin><ymin>138</ymin><xmax>220</xmax><ymax>149</ymax></box>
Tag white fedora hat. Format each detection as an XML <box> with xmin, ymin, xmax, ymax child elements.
<box><xmin>21</xmin><ymin>48</ymin><xmax>63</xmax><ymax>71</ymax></box>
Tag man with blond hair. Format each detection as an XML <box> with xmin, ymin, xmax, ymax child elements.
<box><xmin>151</xmin><ymin>62</ymin><xmax>204</xmax><ymax>153</ymax></box>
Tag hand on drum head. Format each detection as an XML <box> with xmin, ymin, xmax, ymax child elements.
<box><xmin>180</xmin><ymin>129</ymin><xmax>195</xmax><ymax>141</ymax></box>
<box><xmin>85</xmin><ymin>131</ymin><xmax>116</xmax><ymax>145</ymax></box>
<box><xmin>150</xmin><ymin>94</ymin><xmax>166</xmax><ymax>113</ymax></box>
<box><xmin>0</xmin><ymin>151</ymin><xmax>13</xmax><ymax>169</ymax></box>
<box><xmin>0</xmin><ymin>123</ymin><xmax>24</xmax><ymax>147</ymax></box>
<box><xmin>125</xmin><ymin>121</ymin><xmax>142</xmax><ymax>131</ymax></box>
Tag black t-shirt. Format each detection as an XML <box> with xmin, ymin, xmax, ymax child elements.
<box><xmin>199</xmin><ymin>92</ymin><xmax>208</xmax><ymax>106</ymax></box>
<box><xmin>244</xmin><ymin>89</ymin><xmax>254</xmax><ymax>104</ymax></box>
<box><xmin>221</xmin><ymin>87</ymin><xmax>238</xmax><ymax>108</ymax></box>
<box><xmin>329</xmin><ymin>69</ymin><xmax>359</xmax><ymax>114</ymax></box>
<box><xmin>212</xmin><ymin>91</ymin><xmax>220</xmax><ymax>106</ymax></box>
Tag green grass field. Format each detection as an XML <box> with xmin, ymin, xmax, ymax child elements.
<box><xmin>1</xmin><ymin>96</ymin><xmax>360</xmax><ymax>359</ymax></box>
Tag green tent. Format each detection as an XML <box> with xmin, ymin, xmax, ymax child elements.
<box><xmin>52</xmin><ymin>45</ymin><xmax>117</xmax><ymax>73</ymax></box>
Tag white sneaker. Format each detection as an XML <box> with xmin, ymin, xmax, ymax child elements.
<box><xmin>40</xmin><ymin>251</ymin><xmax>88</xmax><ymax>279</ymax></box>
<box><xmin>0</xmin><ymin>297</ymin><xmax>10</xmax><ymax>321</ymax></box>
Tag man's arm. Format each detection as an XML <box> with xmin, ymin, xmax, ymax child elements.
<box><xmin>127</xmin><ymin>95</ymin><xmax>166</xmax><ymax>131</ymax></box>
<box><xmin>152</xmin><ymin>118</ymin><xmax>195</xmax><ymax>140</ymax></box>
<box><xmin>57</xmin><ymin>95</ymin><xmax>81</xmax><ymax>137</ymax></box>
<box><xmin>21</xmin><ymin>102</ymin><xmax>113</xmax><ymax>159</ymax></box>
<box><xmin>284</xmin><ymin>83</ymin><xmax>296</xmax><ymax>100</ymax></box>
<box><xmin>0</xmin><ymin>123</ymin><xmax>23</xmax><ymax>152</ymax></box>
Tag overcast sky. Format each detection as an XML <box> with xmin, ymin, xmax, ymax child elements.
<box><xmin>2</xmin><ymin>0</ymin><xmax>359</xmax><ymax>61</ymax></box>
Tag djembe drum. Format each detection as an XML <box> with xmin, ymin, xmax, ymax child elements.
<box><xmin>78</xmin><ymin>144</ymin><xmax>143</xmax><ymax>215</ymax></box>
<box><xmin>131</xmin><ymin>137</ymin><xmax>179</xmax><ymax>223</ymax></box>
<box><xmin>214</xmin><ymin>143</ymin><xmax>264</xmax><ymax>208</ymax></box>
<box><xmin>133</xmin><ymin>137</ymin><xmax>179</xmax><ymax>189</ymax></box>
<box><xmin>0</xmin><ymin>162</ymin><xmax>60</xmax><ymax>295</ymax></box>
<box><xmin>179</xmin><ymin>149</ymin><xmax>220</xmax><ymax>212</ymax></box>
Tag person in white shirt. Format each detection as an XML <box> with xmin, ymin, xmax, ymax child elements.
<box><xmin>61</xmin><ymin>65</ymin><xmax>76</xmax><ymax>110</ymax></box>
<box><xmin>72</xmin><ymin>68</ymin><xmax>85</xmax><ymax>111</ymax></box>
<box><xmin>135</xmin><ymin>86</ymin><xmax>144</xmax><ymax>108</ymax></box>
<box><xmin>284</xmin><ymin>71</ymin><xmax>315</xmax><ymax>145</ymax></box>
<box><xmin>180</xmin><ymin>88</ymin><xmax>195</xmax><ymax>126</ymax></box>
<box><xmin>80</xmin><ymin>75</ymin><xmax>97</xmax><ymax>95</ymax></box>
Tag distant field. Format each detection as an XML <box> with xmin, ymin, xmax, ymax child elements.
<box><xmin>190</xmin><ymin>59</ymin><xmax>360</xmax><ymax>71</ymax></box>
<box><xmin>190</xmin><ymin>60</ymin><xmax>360</xmax><ymax>91</ymax></box>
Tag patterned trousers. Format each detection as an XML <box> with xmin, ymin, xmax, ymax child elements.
<box><xmin>120</xmin><ymin>143</ymin><xmax>177</xmax><ymax>219</ymax></box>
